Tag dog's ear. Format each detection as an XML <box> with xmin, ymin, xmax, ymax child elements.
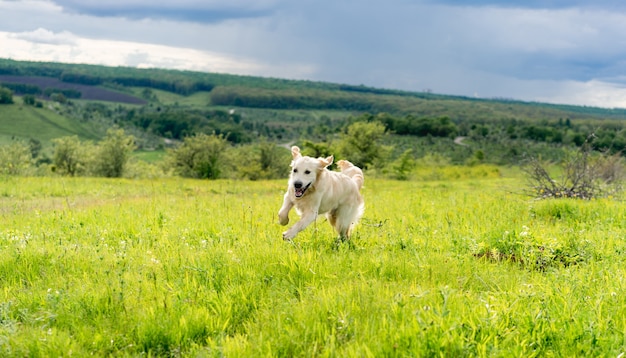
<box><xmin>319</xmin><ymin>155</ymin><xmax>333</xmax><ymax>168</ymax></box>
<box><xmin>291</xmin><ymin>146</ymin><xmax>302</xmax><ymax>159</ymax></box>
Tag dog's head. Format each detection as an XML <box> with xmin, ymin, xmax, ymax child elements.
<box><xmin>289</xmin><ymin>146</ymin><xmax>333</xmax><ymax>198</ymax></box>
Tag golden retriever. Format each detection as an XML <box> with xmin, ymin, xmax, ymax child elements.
<box><xmin>336</xmin><ymin>159</ymin><xmax>364</xmax><ymax>190</ymax></box>
<box><xmin>278</xmin><ymin>146</ymin><xmax>364</xmax><ymax>240</ymax></box>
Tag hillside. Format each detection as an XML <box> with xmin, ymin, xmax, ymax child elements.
<box><xmin>0</xmin><ymin>100</ymin><xmax>102</xmax><ymax>148</ymax></box>
<box><xmin>1</xmin><ymin>58</ymin><xmax>625</xmax><ymax>165</ymax></box>
<box><xmin>3</xmin><ymin>58</ymin><xmax>626</xmax><ymax>118</ymax></box>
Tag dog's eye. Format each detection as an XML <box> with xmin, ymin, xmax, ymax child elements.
<box><xmin>304</xmin><ymin>170</ymin><xmax>311</xmax><ymax>175</ymax></box>
<box><xmin>293</xmin><ymin>169</ymin><xmax>297</xmax><ymax>173</ymax></box>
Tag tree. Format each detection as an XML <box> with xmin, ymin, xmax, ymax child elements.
<box><xmin>337</xmin><ymin>121</ymin><xmax>387</xmax><ymax>169</ymax></box>
<box><xmin>165</xmin><ymin>133</ymin><xmax>229</xmax><ymax>179</ymax></box>
<box><xmin>52</xmin><ymin>136</ymin><xmax>86</xmax><ymax>176</ymax></box>
<box><xmin>0</xmin><ymin>142</ymin><xmax>31</xmax><ymax>175</ymax></box>
<box><xmin>93</xmin><ymin>129</ymin><xmax>136</xmax><ymax>178</ymax></box>
<box><xmin>391</xmin><ymin>149</ymin><xmax>416</xmax><ymax>180</ymax></box>
<box><xmin>0</xmin><ymin>87</ymin><xmax>13</xmax><ymax>104</ymax></box>
<box><xmin>233</xmin><ymin>140</ymin><xmax>287</xmax><ymax>180</ymax></box>
<box><xmin>301</xmin><ymin>140</ymin><xmax>334</xmax><ymax>158</ymax></box>
<box><xmin>49</xmin><ymin>92</ymin><xmax>67</xmax><ymax>104</ymax></box>
<box><xmin>22</xmin><ymin>94</ymin><xmax>36</xmax><ymax>106</ymax></box>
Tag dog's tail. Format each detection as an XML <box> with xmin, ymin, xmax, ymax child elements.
<box><xmin>337</xmin><ymin>159</ymin><xmax>364</xmax><ymax>190</ymax></box>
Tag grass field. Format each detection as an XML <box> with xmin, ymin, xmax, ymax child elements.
<box><xmin>0</xmin><ymin>174</ymin><xmax>625</xmax><ymax>356</ymax></box>
<box><xmin>0</xmin><ymin>75</ymin><xmax>146</xmax><ymax>105</ymax></box>
<box><xmin>0</xmin><ymin>100</ymin><xmax>101</xmax><ymax>150</ymax></box>
<box><xmin>132</xmin><ymin>149</ymin><xmax>168</xmax><ymax>163</ymax></box>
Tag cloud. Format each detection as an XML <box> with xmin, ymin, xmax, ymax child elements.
<box><xmin>9</xmin><ymin>27</ymin><xmax>76</xmax><ymax>45</ymax></box>
<box><xmin>0</xmin><ymin>29</ymin><xmax>316</xmax><ymax>79</ymax></box>
<box><xmin>2</xmin><ymin>0</ymin><xmax>626</xmax><ymax>108</ymax></box>
<box><xmin>50</xmin><ymin>0</ymin><xmax>282</xmax><ymax>22</ymax></box>
<box><xmin>429</xmin><ymin>0</ymin><xmax>626</xmax><ymax>11</ymax></box>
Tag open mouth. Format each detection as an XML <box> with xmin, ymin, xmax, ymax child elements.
<box><xmin>294</xmin><ymin>182</ymin><xmax>311</xmax><ymax>198</ymax></box>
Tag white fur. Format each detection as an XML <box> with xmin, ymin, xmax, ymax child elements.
<box><xmin>337</xmin><ymin>159</ymin><xmax>364</xmax><ymax>190</ymax></box>
<box><xmin>278</xmin><ymin>146</ymin><xmax>364</xmax><ymax>240</ymax></box>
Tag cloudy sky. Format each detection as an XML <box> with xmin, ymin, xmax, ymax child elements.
<box><xmin>2</xmin><ymin>0</ymin><xmax>626</xmax><ymax>108</ymax></box>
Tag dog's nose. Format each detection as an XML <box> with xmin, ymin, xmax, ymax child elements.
<box><xmin>294</xmin><ymin>181</ymin><xmax>303</xmax><ymax>189</ymax></box>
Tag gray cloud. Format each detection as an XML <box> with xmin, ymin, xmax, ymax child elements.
<box><xmin>429</xmin><ymin>0</ymin><xmax>626</xmax><ymax>10</ymax></box>
<box><xmin>2</xmin><ymin>0</ymin><xmax>626</xmax><ymax>106</ymax></box>
<box><xmin>50</xmin><ymin>0</ymin><xmax>280</xmax><ymax>22</ymax></box>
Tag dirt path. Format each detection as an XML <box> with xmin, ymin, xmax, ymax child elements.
<box><xmin>454</xmin><ymin>136</ymin><xmax>468</xmax><ymax>146</ymax></box>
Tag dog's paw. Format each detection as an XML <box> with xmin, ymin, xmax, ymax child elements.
<box><xmin>282</xmin><ymin>230</ymin><xmax>296</xmax><ymax>241</ymax></box>
<box><xmin>278</xmin><ymin>215</ymin><xmax>289</xmax><ymax>226</ymax></box>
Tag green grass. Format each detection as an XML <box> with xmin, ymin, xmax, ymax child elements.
<box><xmin>127</xmin><ymin>88</ymin><xmax>212</xmax><ymax>107</ymax></box>
<box><xmin>132</xmin><ymin>149</ymin><xmax>167</xmax><ymax>163</ymax></box>
<box><xmin>0</xmin><ymin>175</ymin><xmax>625</xmax><ymax>356</ymax></box>
<box><xmin>0</xmin><ymin>101</ymin><xmax>101</xmax><ymax>149</ymax></box>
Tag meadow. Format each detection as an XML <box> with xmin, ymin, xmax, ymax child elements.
<box><xmin>0</xmin><ymin>173</ymin><xmax>625</xmax><ymax>356</ymax></box>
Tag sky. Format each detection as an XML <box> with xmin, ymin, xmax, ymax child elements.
<box><xmin>2</xmin><ymin>0</ymin><xmax>626</xmax><ymax>108</ymax></box>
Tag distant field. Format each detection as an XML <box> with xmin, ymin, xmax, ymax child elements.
<box><xmin>0</xmin><ymin>101</ymin><xmax>101</xmax><ymax>149</ymax></box>
<box><xmin>0</xmin><ymin>75</ymin><xmax>146</xmax><ymax>104</ymax></box>
<box><xmin>133</xmin><ymin>149</ymin><xmax>167</xmax><ymax>162</ymax></box>
<box><xmin>0</xmin><ymin>175</ymin><xmax>624</xmax><ymax>356</ymax></box>
<box><xmin>136</xmin><ymin>88</ymin><xmax>211</xmax><ymax>107</ymax></box>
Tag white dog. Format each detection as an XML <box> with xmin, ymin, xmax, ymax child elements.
<box><xmin>336</xmin><ymin>159</ymin><xmax>364</xmax><ymax>190</ymax></box>
<box><xmin>278</xmin><ymin>146</ymin><xmax>364</xmax><ymax>240</ymax></box>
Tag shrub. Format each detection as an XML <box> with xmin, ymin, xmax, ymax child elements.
<box><xmin>165</xmin><ymin>133</ymin><xmax>229</xmax><ymax>179</ymax></box>
<box><xmin>52</xmin><ymin>136</ymin><xmax>87</xmax><ymax>176</ymax></box>
<box><xmin>522</xmin><ymin>139</ymin><xmax>624</xmax><ymax>199</ymax></box>
<box><xmin>92</xmin><ymin>129</ymin><xmax>136</xmax><ymax>178</ymax></box>
<box><xmin>0</xmin><ymin>87</ymin><xmax>13</xmax><ymax>104</ymax></box>
<box><xmin>0</xmin><ymin>142</ymin><xmax>32</xmax><ymax>175</ymax></box>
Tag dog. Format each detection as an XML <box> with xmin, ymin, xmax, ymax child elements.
<box><xmin>278</xmin><ymin>146</ymin><xmax>364</xmax><ymax>240</ymax></box>
<box><xmin>336</xmin><ymin>159</ymin><xmax>364</xmax><ymax>190</ymax></box>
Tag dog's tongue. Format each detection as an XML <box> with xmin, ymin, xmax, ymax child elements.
<box><xmin>295</xmin><ymin>188</ymin><xmax>305</xmax><ymax>197</ymax></box>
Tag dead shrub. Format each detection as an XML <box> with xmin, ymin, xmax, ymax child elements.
<box><xmin>522</xmin><ymin>138</ymin><xmax>624</xmax><ymax>200</ymax></box>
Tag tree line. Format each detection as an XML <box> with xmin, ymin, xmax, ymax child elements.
<box><xmin>0</xmin><ymin>129</ymin><xmax>134</xmax><ymax>177</ymax></box>
<box><xmin>209</xmin><ymin>86</ymin><xmax>381</xmax><ymax>111</ymax></box>
<box><xmin>60</xmin><ymin>73</ymin><xmax>214</xmax><ymax>95</ymax></box>
<box><xmin>0</xmin><ymin>83</ymin><xmax>81</xmax><ymax>100</ymax></box>
<box><xmin>0</xmin><ymin>120</ymin><xmax>401</xmax><ymax>180</ymax></box>
<box><xmin>122</xmin><ymin>108</ymin><xmax>251</xmax><ymax>144</ymax></box>
<box><xmin>0</xmin><ymin>62</ymin><xmax>214</xmax><ymax>96</ymax></box>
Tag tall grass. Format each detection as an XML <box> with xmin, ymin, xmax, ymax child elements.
<box><xmin>0</xmin><ymin>175</ymin><xmax>624</xmax><ymax>356</ymax></box>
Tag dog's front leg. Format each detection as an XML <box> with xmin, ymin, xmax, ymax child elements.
<box><xmin>278</xmin><ymin>194</ymin><xmax>294</xmax><ymax>226</ymax></box>
<box><xmin>283</xmin><ymin>211</ymin><xmax>318</xmax><ymax>240</ymax></box>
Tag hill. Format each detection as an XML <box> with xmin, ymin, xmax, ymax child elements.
<box><xmin>0</xmin><ymin>100</ymin><xmax>102</xmax><ymax>148</ymax></box>
<box><xmin>3</xmin><ymin>58</ymin><xmax>626</xmax><ymax>119</ymax></box>
<box><xmin>0</xmin><ymin>58</ymin><xmax>625</xmax><ymax>165</ymax></box>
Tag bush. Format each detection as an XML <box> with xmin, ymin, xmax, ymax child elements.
<box><xmin>337</xmin><ymin>121</ymin><xmax>388</xmax><ymax>169</ymax></box>
<box><xmin>390</xmin><ymin>149</ymin><xmax>416</xmax><ymax>180</ymax></box>
<box><xmin>522</xmin><ymin>139</ymin><xmax>624</xmax><ymax>199</ymax></box>
<box><xmin>52</xmin><ymin>136</ymin><xmax>88</xmax><ymax>176</ymax></box>
<box><xmin>165</xmin><ymin>133</ymin><xmax>229</xmax><ymax>179</ymax></box>
<box><xmin>92</xmin><ymin>129</ymin><xmax>136</xmax><ymax>178</ymax></box>
<box><xmin>0</xmin><ymin>142</ymin><xmax>32</xmax><ymax>175</ymax></box>
<box><xmin>22</xmin><ymin>95</ymin><xmax>36</xmax><ymax>106</ymax></box>
<box><xmin>0</xmin><ymin>87</ymin><xmax>13</xmax><ymax>104</ymax></box>
<box><xmin>231</xmin><ymin>141</ymin><xmax>289</xmax><ymax>180</ymax></box>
